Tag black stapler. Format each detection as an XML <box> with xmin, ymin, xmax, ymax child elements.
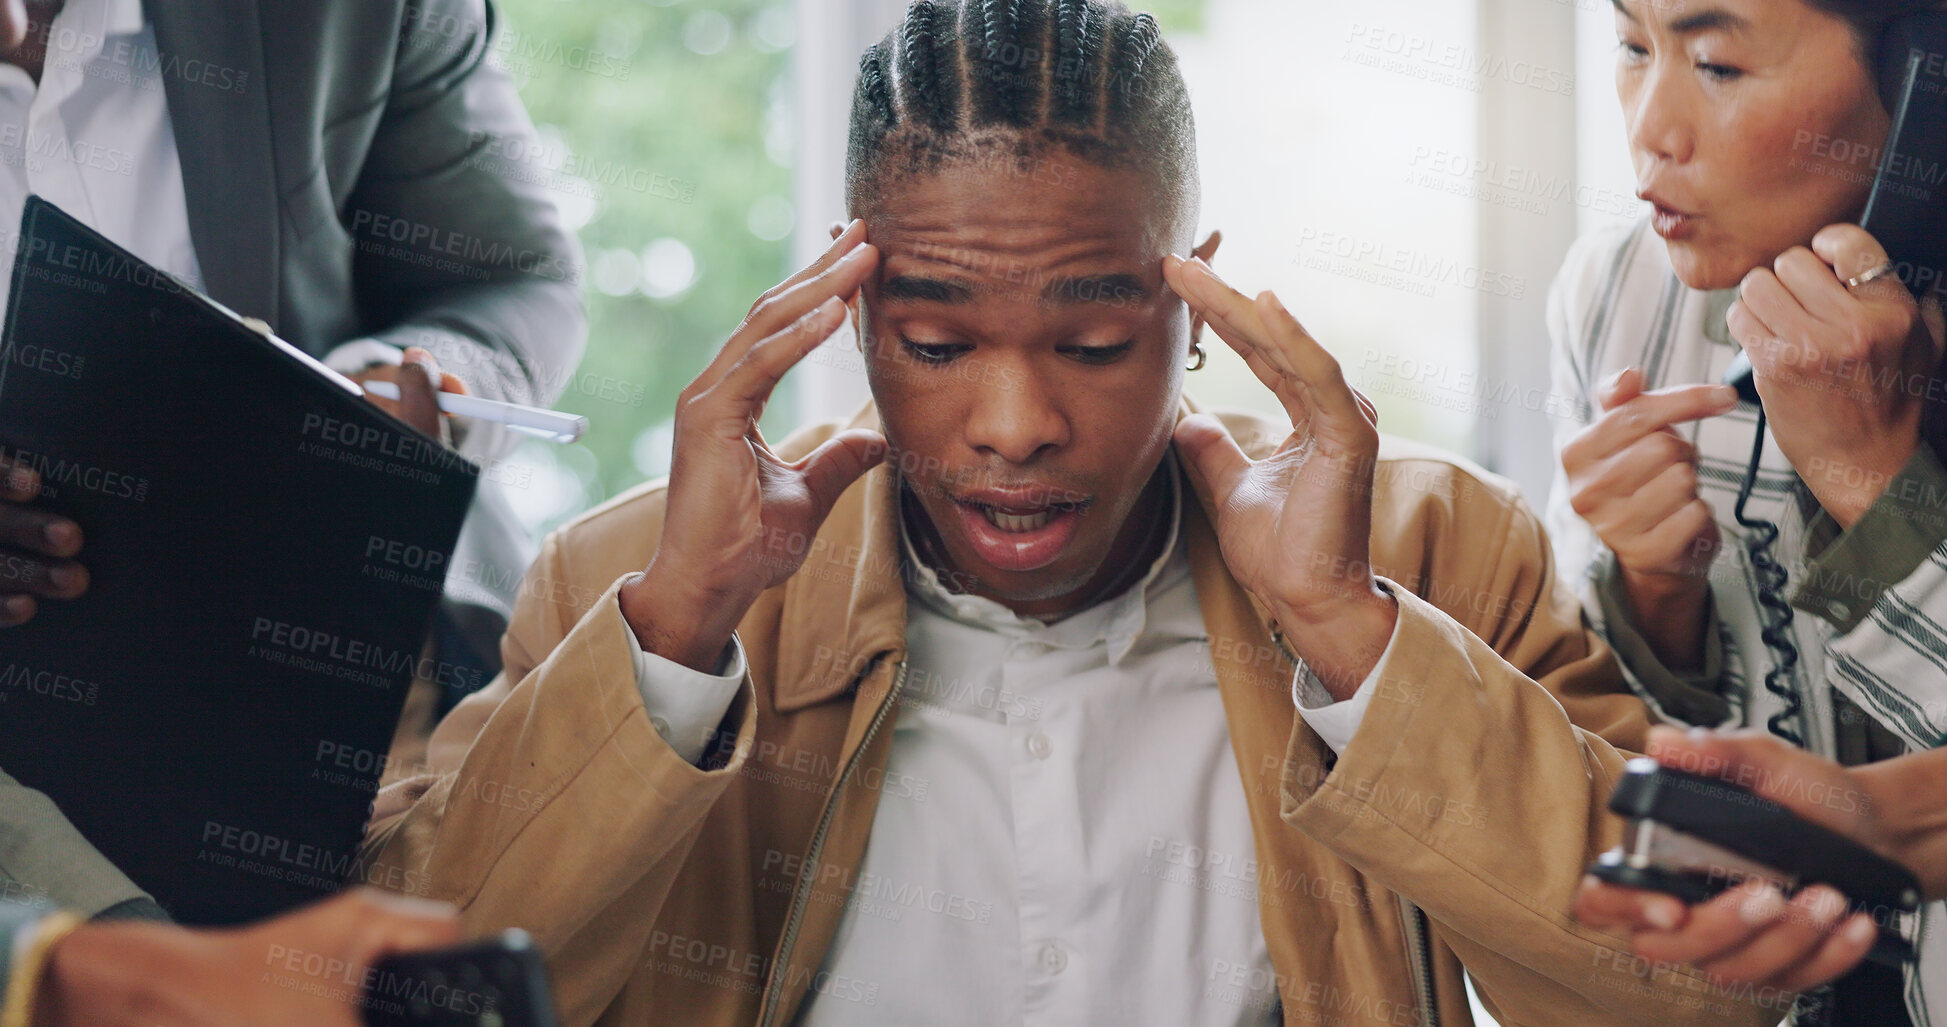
<box><xmin>1588</xmin><ymin>759</ymin><xmax>1922</xmax><ymax>969</ymax></box>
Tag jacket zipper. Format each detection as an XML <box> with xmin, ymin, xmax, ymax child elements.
<box><xmin>1397</xmin><ymin>896</ymin><xmax>1441</xmax><ymax>1027</ymax></box>
<box><xmin>757</xmin><ymin>657</ymin><xmax>909</xmax><ymax>1027</ymax></box>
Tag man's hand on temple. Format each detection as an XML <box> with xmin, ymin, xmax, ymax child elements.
<box><xmin>1729</xmin><ymin>223</ymin><xmax>1947</xmax><ymax>528</ymax></box>
<box><xmin>617</xmin><ymin>219</ymin><xmax>887</xmax><ymax>673</ymax></box>
<box><xmin>1162</xmin><ymin>254</ymin><xmax>1396</xmax><ymax>700</ymax></box>
<box><xmin>0</xmin><ymin>451</ymin><xmax>87</xmax><ymax>628</ymax></box>
<box><xmin>34</xmin><ymin>888</ymin><xmax>460</xmax><ymax>1027</ymax></box>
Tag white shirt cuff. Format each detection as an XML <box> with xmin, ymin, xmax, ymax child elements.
<box><xmin>322</xmin><ymin>339</ymin><xmax>406</xmax><ymax>377</ymax></box>
<box><xmin>1289</xmin><ymin>608</ymin><xmax>1404</xmax><ymax>755</ymax></box>
<box><xmin>619</xmin><ymin>594</ymin><xmax>746</xmax><ymax>767</ymax></box>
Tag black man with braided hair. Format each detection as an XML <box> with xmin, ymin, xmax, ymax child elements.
<box><xmin>365</xmin><ymin>3</ymin><xmax>1781</xmax><ymax>1025</ymax></box>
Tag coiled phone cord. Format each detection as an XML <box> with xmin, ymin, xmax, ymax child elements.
<box><xmin>1730</xmin><ymin>405</ymin><xmax>1808</xmax><ymax>747</ymax></box>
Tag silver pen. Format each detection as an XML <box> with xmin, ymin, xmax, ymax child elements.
<box><xmin>230</xmin><ymin>314</ymin><xmax>590</xmax><ymax>445</ymax></box>
<box><xmin>358</xmin><ymin>380</ymin><xmax>588</xmax><ymax>444</ymax></box>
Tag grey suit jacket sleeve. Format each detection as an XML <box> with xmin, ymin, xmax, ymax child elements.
<box><xmin>0</xmin><ymin>769</ymin><xmax>153</xmax><ymax>920</ymax></box>
<box><xmin>347</xmin><ymin>0</ymin><xmax>588</xmax><ymax>465</ymax></box>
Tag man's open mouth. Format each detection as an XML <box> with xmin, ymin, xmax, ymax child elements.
<box><xmin>967</xmin><ymin>499</ymin><xmax>1086</xmax><ymax>533</ymax></box>
<box><xmin>943</xmin><ymin>490</ymin><xmax>1093</xmax><ymax>573</ymax></box>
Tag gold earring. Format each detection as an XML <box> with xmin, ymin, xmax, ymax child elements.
<box><xmin>1186</xmin><ymin>342</ymin><xmax>1206</xmax><ymax>372</ymax></box>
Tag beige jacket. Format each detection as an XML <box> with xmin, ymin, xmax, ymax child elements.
<box><xmin>363</xmin><ymin>401</ymin><xmax>1782</xmax><ymax>1027</ymax></box>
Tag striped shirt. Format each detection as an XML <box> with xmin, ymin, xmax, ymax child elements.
<box><xmin>1545</xmin><ymin>219</ymin><xmax>1945</xmax><ymax>1025</ymax></box>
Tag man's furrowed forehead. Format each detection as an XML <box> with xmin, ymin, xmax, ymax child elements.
<box><xmin>866</xmin><ymin>161</ymin><xmax>1172</xmax><ymax>308</ymax></box>
<box><xmin>874</xmin><ymin>231</ymin><xmax>1156</xmax><ymax>308</ymax></box>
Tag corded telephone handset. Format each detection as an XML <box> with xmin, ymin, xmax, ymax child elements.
<box><xmin>1724</xmin><ymin>11</ymin><xmax>1947</xmax><ymax>396</ymax></box>
<box><xmin>1716</xmin><ymin>12</ymin><xmax>1947</xmax><ymax>746</ymax></box>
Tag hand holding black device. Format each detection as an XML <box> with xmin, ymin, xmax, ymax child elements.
<box><xmin>1723</xmin><ymin>9</ymin><xmax>1947</xmax><ymax>399</ymax></box>
<box><xmin>361</xmin><ymin>930</ymin><xmax>559</xmax><ymax>1027</ymax></box>
<box><xmin>1712</xmin><ymin>12</ymin><xmax>1947</xmax><ymax>751</ymax></box>
<box><xmin>1588</xmin><ymin>759</ymin><xmax>1922</xmax><ymax>969</ymax></box>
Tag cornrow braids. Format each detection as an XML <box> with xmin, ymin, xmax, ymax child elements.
<box><xmin>1106</xmin><ymin>10</ymin><xmax>1162</xmax><ymax>121</ymax></box>
<box><xmin>899</xmin><ymin>1</ymin><xmax>962</xmax><ymax>134</ymax></box>
<box><xmin>844</xmin><ymin>0</ymin><xmax>1196</xmax><ymax>230</ymax></box>
<box><xmin>855</xmin><ymin>47</ymin><xmax>897</xmax><ymax>150</ymax></box>
<box><xmin>1049</xmin><ymin>0</ymin><xmax>1100</xmax><ymax>126</ymax></box>
<box><xmin>969</xmin><ymin>0</ymin><xmax>1046</xmax><ymax>127</ymax></box>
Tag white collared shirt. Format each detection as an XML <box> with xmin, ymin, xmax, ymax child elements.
<box><xmin>622</xmin><ymin>462</ymin><xmax>1394</xmax><ymax>1025</ymax></box>
<box><xmin>0</xmin><ymin>0</ymin><xmax>203</xmax><ymax>315</ymax></box>
<box><xmin>792</xmin><ymin>472</ymin><xmax>1287</xmax><ymax>1026</ymax></box>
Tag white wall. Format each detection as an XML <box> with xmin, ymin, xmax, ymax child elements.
<box><xmin>791</xmin><ymin>0</ymin><xmax>907</xmax><ymax>424</ymax></box>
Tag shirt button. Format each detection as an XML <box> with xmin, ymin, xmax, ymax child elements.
<box><xmin>1025</xmin><ymin>732</ymin><xmax>1053</xmax><ymax>760</ymax></box>
<box><xmin>1039</xmin><ymin>944</ymin><xmax>1068</xmax><ymax>975</ymax></box>
<box><xmin>649</xmin><ymin>715</ymin><xmax>673</xmax><ymax>740</ymax></box>
<box><xmin>1830</xmin><ymin>601</ymin><xmax>1851</xmax><ymax>620</ymax></box>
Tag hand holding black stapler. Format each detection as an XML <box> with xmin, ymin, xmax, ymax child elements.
<box><xmin>1588</xmin><ymin>758</ymin><xmax>1922</xmax><ymax>970</ymax></box>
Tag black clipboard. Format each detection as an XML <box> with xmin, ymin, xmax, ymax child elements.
<box><xmin>0</xmin><ymin>196</ymin><xmax>479</xmax><ymax>925</ymax></box>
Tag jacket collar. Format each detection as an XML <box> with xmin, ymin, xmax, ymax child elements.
<box><xmin>769</xmin><ymin>393</ymin><xmax>1271</xmax><ymax>713</ymax></box>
